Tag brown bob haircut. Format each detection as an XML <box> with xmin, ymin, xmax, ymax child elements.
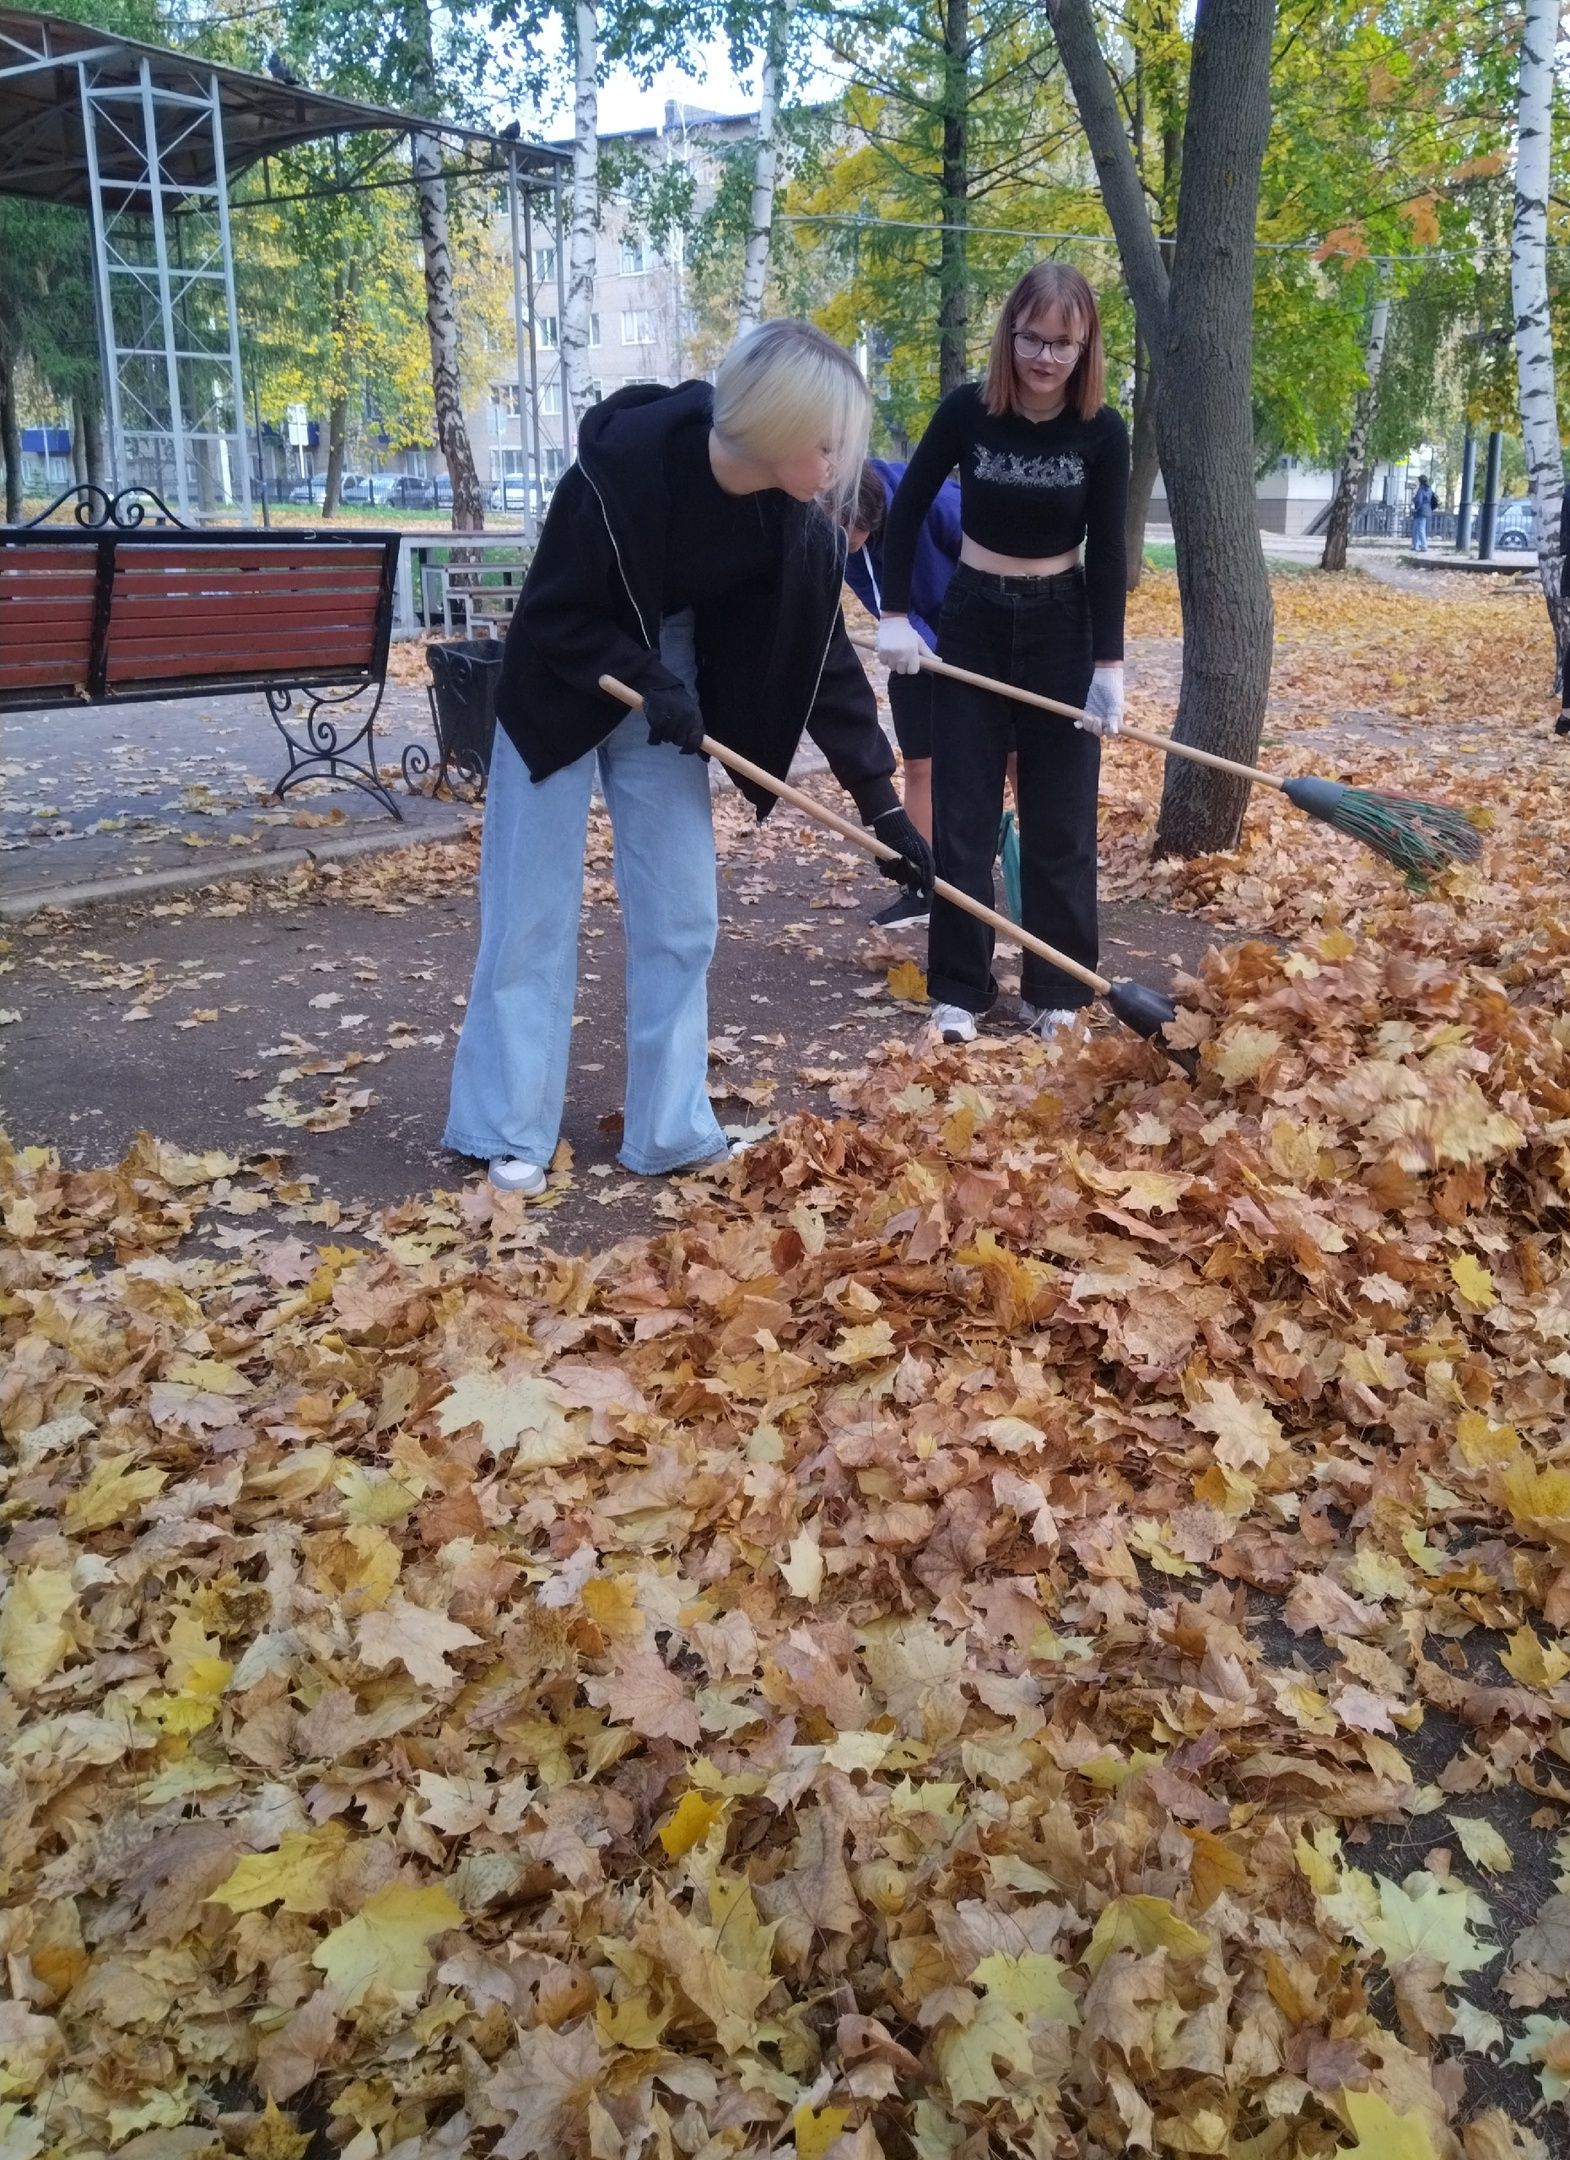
<box><xmin>983</xmin><ymin>261</ymin><xmax>1106</xmax><ymax>423</ymax></box>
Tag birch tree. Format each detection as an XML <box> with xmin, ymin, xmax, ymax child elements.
<box><xmin>1048</xmin><ymin>0</ymin><xmax>1276</xmax><ymax>859</ymax></box>
<box><xmin>1511</xmin><ymin>0</ymin><xmax>1567</xmax><ymax>664</ymax></box>
<box><xmin>1319</xmin><ymin>287</ymin><xmax>1390</xmax><ymax>573</ymax></box>
<box><xmin>737</xmin><ymin>0</ymin><xmax>790</xmax><ymax>328</ymax></box>
<box><xmin>560</xmin><ymin>0</ymin><xmax>600</xmax><ymax>425</ymax></box>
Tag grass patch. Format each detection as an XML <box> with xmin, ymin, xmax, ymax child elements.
<box><xmin>1141</xmin><ymin>540</ymin><xmax>1318</xmax><ymax>576</ymax></box>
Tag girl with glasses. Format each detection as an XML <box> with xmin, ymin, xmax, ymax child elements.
<box><xmin>875</xmin><ymin>261</ymin><xmax>1130</xmax><ymax>1045</ymax></box>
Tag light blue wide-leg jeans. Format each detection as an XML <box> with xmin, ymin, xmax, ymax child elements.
<box><xmin>443</xmin><ymin>611</ymin><xmax>727</xmax><ymax>1176</ymax></box>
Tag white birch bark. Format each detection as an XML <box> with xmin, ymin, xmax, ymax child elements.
<box><xmin>1320</xmin><ymin>291</ymin><xmax>1389</xmax><ymax>572</ymax></box>
<box><xmin>738</xmin><ymin>0</ymin><xmax>790</xmax><ymax>330</ymax></box>
<box><xmin>412</xmin><ymin>129</ymin><xmax>485</xmax><ymax>531</ymax></box>
<box><xmin>560</xmin><ymin>0</ymin><xmax>599</xmax><ymax>426</ymax></box>
<box><xmin>1511</xmin><ymin>0</ymin><xmax>1567</xmax><ymax>656</ymax></box>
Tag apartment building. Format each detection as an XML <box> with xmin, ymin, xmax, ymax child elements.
<box><xmin>473</xmin><ymin>100</ymin><xmax>757</xmax><ymax>507</ymax></box>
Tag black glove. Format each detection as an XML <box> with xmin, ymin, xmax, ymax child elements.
<box><xmin>871</xmin><ymin>806</ymin><xmax>935</xmax><ymax>896</ymax></box>
<box><xmin>642</xmin><ymin>680</ymin><xmax>706</xmax><ymax>755</ymax></box>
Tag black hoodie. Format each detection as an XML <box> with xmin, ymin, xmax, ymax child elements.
<box><xmin>494</xmin><ymin>380</ymin><xmax>898</xmax><ymax>823</ymax></box>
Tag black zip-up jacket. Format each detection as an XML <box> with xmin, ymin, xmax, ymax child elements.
<box><xmin>494</xmin><ymin>380</ymin><xmax>898</xmax><ymax>823</ymax></box>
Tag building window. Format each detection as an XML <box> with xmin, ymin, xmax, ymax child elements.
<box><xmin>489</xmin><ymin>449</ymin><xmax>502</xmax><ymax>482</ymax></box>
<box><xmin>542</xmin><ymin>446</ymin><xmax>565</xmax><ymax>482</ymax></box>
<box><xmin>533</xmin><ymin>244</ymin><xmax>557</xmax><ymax>283</ymax></box>
<box><xmin>619</xmin><ymin>238</ymin><xmax>649</xmax><ymax>275</ymax></box>
<box><xmin>541</xmin><ymin>379</ymin><xmax>562</xmax><ymax>416</ymax></box>
<box><xmin>500</xmin><ymin>448</ymin><xmax>525</xmax><ymax>477</ymax></box>
<box><xmin>405</xmin><ymin>450</ymin><xmax>428</xmax><ymax>477</ymax></box>
<box><xmin>588</xmin><ymin>313</ymin><xmax>601</xmax><ymax>348</ymax></box>
<box><xmin>536</xmin><ymin>316</ymin><xmax>559</xmax><ymax>350</ymax></box>
<box><xmin>621</xmin><ymin>310</ymin><xmax>656</xmax><ymax>346</ymax></box>
<box><xmin>491</xmin><ymin>382</ymin><xmax>520</xmax><ymax>418</ymax></box>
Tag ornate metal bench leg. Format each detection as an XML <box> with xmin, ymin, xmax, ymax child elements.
<box><xmin>268</xmin><ymin>680</ymin><xmax>403</xmax><ymax>822</ymax></box>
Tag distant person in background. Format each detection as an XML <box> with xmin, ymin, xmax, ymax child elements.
<box><xmin>1410</xmin><ymin>474</ymin><xmax>1435</xmax><ymax>552</ymax></box>
<box><xmin>844</xmin><ymin>457</ymin><xmax>962</xmax><ymax>926</ymax></box>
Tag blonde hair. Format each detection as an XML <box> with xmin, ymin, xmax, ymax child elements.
<box><xmin>983</xmin><ymin>261</ymin><xmax>1106</xmax><ymax>423</ymax></box>
<box><xmin>712</xmin><ymin>319</ymin><xmax>871</xmax><ymax>526</ymax></box>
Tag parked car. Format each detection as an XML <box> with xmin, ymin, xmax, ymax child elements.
<box><xmin>1494</xmin><ymin>500</ymin><xmax>1536</xmax><ymax>550</ymax></box>
<box><xmin>385</xmin><ymin>474</ymin><xmax>436</xmax><ymax>508</ymax></box>
<box><xmin>287</xmin><ymin>476</ymin><xmax>324</xmax><ymax>504</ymax></box>
<box><xmin>488</xmin><ymin>475</ymin><xmax>549</xmax><ymax>515</ymax></box>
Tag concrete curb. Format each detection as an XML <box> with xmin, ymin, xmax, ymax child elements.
<box><xmin>0</xmin><ymin>808</ymin><xmax>477</xmax><ymax>922</ymax></box>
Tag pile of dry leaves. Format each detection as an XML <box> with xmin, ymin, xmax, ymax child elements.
<box><xmin>5</xmin><ymin>568</ymin><xmax>1570</xmax><ymax>2160</ymax></box>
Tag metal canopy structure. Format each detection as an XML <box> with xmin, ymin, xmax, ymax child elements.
<box><xmin>0</xmin><ymin>7</ymin><xmax>568</xmax><ymax>525</ymax></box>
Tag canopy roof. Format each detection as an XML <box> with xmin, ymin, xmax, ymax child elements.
<box><xmin>0</xmin><ymin>5</ymin><xmax>565</xmax><ymax>213</ymax></box>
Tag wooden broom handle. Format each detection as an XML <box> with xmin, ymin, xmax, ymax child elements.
<box><xmin>597</xmin><ymin>673</ymin><xmax>1110</xmax><ymax>996</ymax></box>
<box><xmin>855</xmin><ymin>639</ymin><xmax>1286</xmax><ymax>794</ymax></box>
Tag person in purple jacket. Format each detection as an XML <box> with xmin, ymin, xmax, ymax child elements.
<box><xmin>843</xmin><ymin>456</ymin><xmax>963</xmax><ymax>925</ymax></box>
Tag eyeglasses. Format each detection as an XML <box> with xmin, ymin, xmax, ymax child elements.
<box><xmin>1012</xmin><ymin>330</ymin><xmax>1085</xmax><ymax>364</ymax></box>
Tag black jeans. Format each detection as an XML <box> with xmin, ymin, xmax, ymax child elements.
<box><xmin>928</xmin><ymin>562</ymin><xmax>1099</xmax><ymax>1014</ymax></box>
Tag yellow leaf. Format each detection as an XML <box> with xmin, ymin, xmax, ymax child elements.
<box><xmin>658</xmin><ymin>1790</ymin><xmax>727</xmax><ymax>1858</ymax></box>
<box><xmin>1207</xmin><ymin>1022</ymin><xmax>1283</xmax><ymax>1086</ymax></box>
<box><xmin>0</xmin><ymin>1567</ymin><xmax>76</xmax><ymax>1694</ymax></box>
<box><xmin>311</xmin><ymin>1882</ymin><xmax>461</xmax><ymax>2006</ymax></box>
<box><xmin>1499</xmin><ymin>1462</ymin><xmax>1570</xmax><ymax>1530</ymax></box>
<box><xmin>1450</xmin><ymin>1816</ymin><xmax>1514</xmax><ymax>1874</ymax></box>
<box><xmin>336</xmin><ymin>1464</ymin><xmax>424</xmax><ymax>1524</ymax></box>
<box><xmin>1188</xmin><ymin>1380</ymin><xmax>1283</xmax><ymax>1472</ymax></box>
<box><xmin>1500</xmin><ymin>1627</ymin><xmax>1570</xmax><ymax>1690</ymax></box>
<box><xmin>886</xmin><ymin>959</ymin><xmax>928</xmax><ymax>1003</ymax></box>
<box><xmin>973</xmin><ymin>1950</ymin><xmax>1079</xmax><ymax>2024</ymax></box>
<box><xmin>1449</xmin><ymin>1254</ymin><xmax>1496</xmax><ymax>1310</ymax></box>
<box><xmin>164</xmin><ymin>1355</ymin><xmax>252</xmax><ymax>1395</ymax></box>
<box><xmin>1455</xmin><ymin>1411</ymin><xmax>1520</xmax><ymax>1466</ymax></box>
<box><xmin>1083</xmin><ymin>1894</ymin><xmax>1211</xmax><ymax>1975</ymax></box>
<box><xmin>936</xmin><ymin>1995</ymin><xmax>1033</xmax><ymax>2105</ymax></box>
<box><xmin>794</xmin><ymin>2104</ymin><xmax>853</xmax><ymax>2160</ymax></box>
<box><xmin>63</xmin><ymin>1453</ymin><xmax>167</xmax><ymax>1531</ymax></box>
<box><xmin>826</xmin><ymin>1320</ymin><xmax>897</xmax><ymax>1366</ymax></box>
<box><xmin>782</xmin><ymin>1524</ymin><xmax>825</xmax><ymax>1603</ymax></box>
<box><xmin>1335</xmin><ymin>2088</ymin><xmax>1440</xmax><ymax>2160</ymax></box>
<box><xmin>582</xmin><ymin>1574</ymin><xmax>644</xmax><ymax>1642</ymax></box>
<box><xmin>208</xmin><ymin>1825</ymin><xmax>351</xmax><ymax>1915</ymax></box>
<box><xmin>245</xmin><ymin>2097</ymin><xmax>314</xmax><ymax>2160</ymax></box>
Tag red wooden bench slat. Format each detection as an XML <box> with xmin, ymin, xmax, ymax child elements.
<box><xmin>0</xmin><ymin>660</ymin><xmax>88</xmax><ymax>686</ymax></box>
<box><xmin>115</xmin><ymin>546</ymin><xmax>387</xmax><ymax>577</ymax></box>
<box><xmin>105</xmin><ymin>637</ymin><xmax>374</xmax><ymax>681</ymax></box>
<box><xmin>111</xmin><ymin>575</ymin><xmax>386</xmax><ymax>607</ymax></box>
<box><xmin>110</xmin><ymin>591</ymin><xmax>381</xmax><ymax>627</ymax></box>
<box><xmin>0</xmin><ymin>597</ymin><xmax>97</xmax><ymax>629</ymax></box>
<box><xmin>0</xmin><ymin>633</ymin><xmax>95</xmax><ymax>662</ymax></box>
<box><xmin>0</xmin><ymin>547</ymin><xmax>106</xmax><ymax>573</ymax></box>
<box><xmin>0</xmin><ymin>571</ymin><xmax>100</xmax><ymax>597</ymax></box>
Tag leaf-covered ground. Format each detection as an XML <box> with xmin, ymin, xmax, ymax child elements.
<box><xmin>4</xmin><ymin>569</ymin><xmax>1570</xmax><ymax>2160</ymax></box>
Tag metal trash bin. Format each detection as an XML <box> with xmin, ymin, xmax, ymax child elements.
<box><xmin>404</xmin><ymin>637</ymin><xmax>502</xmax><ymax>798</ymax></box>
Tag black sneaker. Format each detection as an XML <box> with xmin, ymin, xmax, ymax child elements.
<box><xmin>874</xmin><ymin>890</ymin><xmax>930</xmax><ymax>928</ymax></box>
<box><xmin>1556</xmin><ymin>712</ymin><xmax>1570</xmax><ymax>737</ymax></box>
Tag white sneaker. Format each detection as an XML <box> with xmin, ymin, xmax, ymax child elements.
<box><xmin>1023</xmin><ymin>1005</ymin><xmax>1080</xmax><ymax>1039</ymax></box>
<box><xmin>489</xmin><ymin>1157</ymin><xmax>547</xmax><ymax>1196</ymax></box>
<box><xmin>931</xmin><ymin>1003</ymin><xmax>978</xmax><ymax>1044</ymax></box>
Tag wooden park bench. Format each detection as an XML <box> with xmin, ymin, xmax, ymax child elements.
<box><xmin>0</xmin><ymin>485</ymin><xmax>405</xmax><ymax>819</ymax></box>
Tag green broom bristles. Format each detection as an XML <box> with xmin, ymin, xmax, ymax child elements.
<box><xmin>1279</xmin><ymin>775</ymin><xmax>1483</xmax><ymax>879</ymax></box>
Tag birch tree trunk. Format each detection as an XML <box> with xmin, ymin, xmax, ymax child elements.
<box><xmin>412</xmin><ymin>129</ymin><xmax>486</xmax><ymax>532</ymax></box>
<box><xmin>738</xmin><ymin>0</ymin><xmax>789</xmax><ymax>330</ymax></box>
<box><xmin>560</xmin><ymin>0</ymin><xmax>599</xmax><ymax>426</ymax></box>
<box><xmin>1511</xmin><ymin>0</ymin><xmax>1568</xmax><ymax>674</ymax></box>
<box><xmin>1320</xmin><ymin>291</ymin><xmax>1390</xmax><ymax>573</ymax></box>
<box><xmin>1049</xmin><ymin>0</ymin><xmax>1277</xmax><ymax>858</ymax></box>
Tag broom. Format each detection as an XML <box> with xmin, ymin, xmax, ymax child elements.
<box><xmin>858</xmin><ymin>642</ymin><xmax>1482</xmax><ymax>880</ymax></box>
<box><xmin>597</xmin><ymin>673</ymin><xmax>1195</xmax><ymax>1072</ymax></box>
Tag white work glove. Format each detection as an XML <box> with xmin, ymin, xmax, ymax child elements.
<box><xmin>876</xmin><ymin>614</ymin><xmax>925</xmax><ymax>677</ymax></box>
<box><xmin>1078</xmin><ymin>664</ymin><xmax>1125</xmax><ymax>737</ymax></box>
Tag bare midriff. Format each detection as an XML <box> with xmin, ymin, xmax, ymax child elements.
<box><xmin>959</xmin><ymin>535</ymin><xmax>1081</xmax><ymax>578</ymax></box>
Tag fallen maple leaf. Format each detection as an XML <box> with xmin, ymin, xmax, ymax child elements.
<box><xmin>311</xmin><ymin>1882</ymin><xmax>461</xmax><ymax>2006</ymax></box>
<box><xmin>355</xmin><ymin>1595</ymin><xmax>482</xmax><ymax>1689</ymax></box>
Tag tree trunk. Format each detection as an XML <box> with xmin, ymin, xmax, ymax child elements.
<box><xmin>1511</xmin><ymin>0</ymin><xmax>1569</xmax><ymax>672</ymax></box>
<box><xmin>1050</xmin><ymin>0</ymin><xmax>1276</xmax><ymax>858</ymax></box>
<box><xmin>412</xmin><ymin>130</ymin><xmax>485</xmax><ymax>533</ymax></box>
<box><xmin>1154</xmin><ymin>0</ymin><xmax>1277</xmax><ymax>857</ymax></box>
<box><xmin>82</xmin><ymin>400</ymin><xmax>106</xmax><ymax>488</ymax></box>
<box><xmin>72</xmin><ymin>398</ymin><xmax>88</xmax><ymax>485</ymax></box>
<box><xmin>324</xmin><ymin>392</ymin><xmax>349</xmax><ymax>518</ymax></box>
<box><xmin>561</xmin><ymin>0</ymin><xmax>599</xmax><ymax>425</ymax></box>
<box><xmin>0</xmin><ymin>350</ymin><xmax>22</xmax><ymax>522</ymax></box>
<box><xmin>738</xmin><ymin>0</ymin><xmax>790</xmax><ymax>330</ymax></box>
<box><xmin>1125</xmin><ymin>329</ymin><xmax>1160</xmax><ymax>587</ymax></box>
<box><xmin>1320</xmin><ymin>292</ymin><xmax>1390</xmax><ymax>572</ymax></box>
<box><xmin>937</xmin><ymin>0</ymin><xmax>968</xmax><ymax>394</ymax></box>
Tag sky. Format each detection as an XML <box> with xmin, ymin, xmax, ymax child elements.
<box><xmin>519</xmin><ymin>27</ymin><xmax>841</xmax><ymax>140</ymax></box>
